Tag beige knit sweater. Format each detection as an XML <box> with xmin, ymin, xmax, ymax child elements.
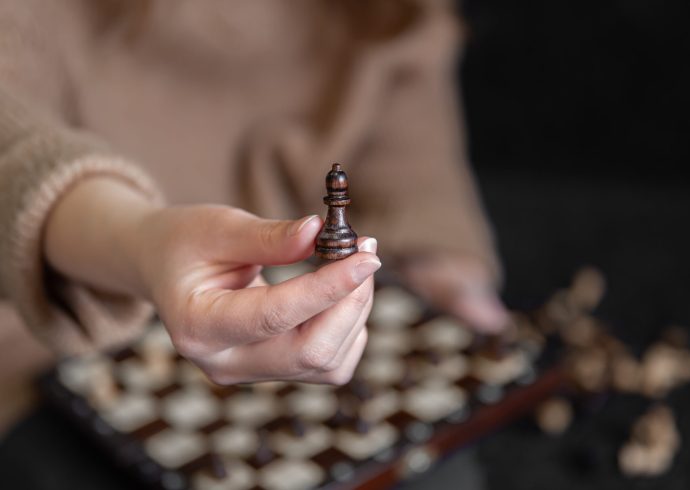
<box><xmin>0</xmin><ymin>0</ymin><xmax>497</xmax><ymax>357</ymax></box>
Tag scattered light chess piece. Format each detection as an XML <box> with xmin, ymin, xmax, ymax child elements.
<box><xmin>568</xmin><ymin>266</ymin><xmax>606</xmax><ymax>312</ymax></box>
<box><xmin>640</xmin><ymin>341</ymin><xmax>690</xmax><ymax>399</ymax></box>
<box><xmin>560</xmin><ymin>316</ymin><xmax>601</xmax><ymax>348</ymax></box>
<box><xmin>611</xmin><ymin>352</ymin><xmax>642</xmax><ymax>393</ymax></box>
<box><xmin>540</xmin><ymin>266</ymin><xmax>606</xmax><ymax>333</ymax></box>
<box><xmin>540</xmin><ymin>290</ymin><xmax>575</xmax><ymax>332</ymax></box>
<box><xmin>315</xmin><ymin>163</ymin><xmax>358</xmax><ymax>260</ymax></box>
<box><xmin>619</xmin><ymin>404</ymin><xmax>680</xmax><ymax>477</ymax></box>
<box><xmin>567</xmin><ymin>345</ymin><xmax>609</xmax><ymax>393</ymax></box>
<box><xmin>535</xmin><ymin>397</ymin><xmax>573</xmax><ymax>435</ymax></box>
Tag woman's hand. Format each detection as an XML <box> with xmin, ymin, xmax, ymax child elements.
<box><xmin>45</xmin><ymin>178</ymin><xmax>380</xmax><ymax>385</ymax></box>
<box><xmin>400</xmin><ymin>253</ymin><xmax>508</xmax><ymax>333</ymax></box>
<box><xmin>137</xmin><ymin>206</ymin><xmax>379</xmax><ymax>385</ymax></box>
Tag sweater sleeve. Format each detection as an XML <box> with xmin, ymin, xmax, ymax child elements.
<box><xmin>348</xmin><ymin>2</ymin><xmax>501</xmax><ymax>280</ymax></box>
<box><xmin>0</xmin><ymin>3</ymin><xmax>163</xmax><ymax>354</ymax></box>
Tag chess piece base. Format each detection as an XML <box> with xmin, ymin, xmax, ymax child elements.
<box><xmin>315</xmin><ymin>246</ymin><xmax>358</xmax><ymax>260</ymax></box>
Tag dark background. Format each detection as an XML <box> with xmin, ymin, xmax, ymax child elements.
<box><xmin>457</xmin><ymin>0</ymin><xmax>690</xmax><ymax>342</ymax></box>
<box><xmin>458</xmin><ymin>1</ymin><xmax>690</xmax><ymax>488</ymax></box>
<box><xmin>2</xmin><ymin>1</ymin><xmax>690</xmax><ymax>489</ymax></box>
<box><xmin>460</xmin><ymin>0</ymin><xmax>690</xmax><ymax>181</ymax></box>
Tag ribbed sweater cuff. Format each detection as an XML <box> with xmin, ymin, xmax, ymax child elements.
<box><xmin>4</xmin><ymin>153</ymin><xmax>163</xmax><ymax>355</ymax></box>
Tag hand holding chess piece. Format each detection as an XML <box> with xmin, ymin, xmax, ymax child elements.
<box><xmin>45</xmin><ymin>176</ymin><xmax>380</xmax><ymax>386</ymax></box>
<box><xmin>535</xmin><ymin>397</ymin><xmax>573</xmax><ymax>435</ymax></box>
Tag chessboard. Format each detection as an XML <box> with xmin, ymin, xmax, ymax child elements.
<box><xmin>39</xmin><ymin>262</ymin><xmax>568</xmax><ymax>490</ymax></box>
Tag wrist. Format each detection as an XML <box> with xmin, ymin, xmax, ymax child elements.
<box><xmin>44</xmin><ymin>176</ymin><xmax>162</xmax><ymax>298</ymax></box>
<box><xmin>125</xmin><ymin>204</ymin><xmax>168</xmax><ymax>301</ymax></box>
<box><xmin>115</xmin><ymin>192</ymin><xmax>163</xmax><ymax>300</ymax></box>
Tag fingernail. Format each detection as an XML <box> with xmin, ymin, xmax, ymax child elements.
<box><xmin>289</xmin><ymin>215</ymin><xmax>319</xmax><ymax>236</ymax></box>
<box><xmin>359</xmin><ymin>238</ymin><xmax>378</xmax><ymax>253</ymax></box>
<box><xmin>353</xmin><ymin>258</ymin><xmax>381</xmax><ymax>283</ymax></box>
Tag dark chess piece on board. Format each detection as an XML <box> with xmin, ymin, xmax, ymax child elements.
<box><xmin>315</xmin><ymin>163</ymin><xmax>358</xmax><ymax>260</ymax></box>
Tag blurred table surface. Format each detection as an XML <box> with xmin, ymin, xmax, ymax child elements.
<box><xmin>1</xmin><ymin>169</ymin><xmax>689</xmax><ymax>490</ymax></box>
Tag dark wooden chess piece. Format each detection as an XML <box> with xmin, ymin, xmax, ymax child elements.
<box><xmin>315</xmin><ymin>163</ymin><xmax>358</xmax><ymax>260</ymax></box>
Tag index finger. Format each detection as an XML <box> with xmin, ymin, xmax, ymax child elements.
<box><xmin>184</xmin><ymin>238</ymin><xmax>381</xmax><ymax>349</ymax></box>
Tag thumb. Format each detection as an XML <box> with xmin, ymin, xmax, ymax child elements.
<box><xmin>223</xmin><ymin>213</ymin><xmax>323</xmax><ymax>265</ymax></box>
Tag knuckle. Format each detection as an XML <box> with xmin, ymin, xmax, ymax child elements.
<box><xmin>170</xmin><ymin>297</ymin><xmax>207</xmax><ymax>358</ymax></box>
<box><xmin>204</xmin><ymin>369</ymin><xmax>246</xmax><ymax>387</ymax></box>
<box><xmin>308</xmin><ymin>268</ymin><xmax>344</xmax><ymax>304</ymax></box>
<box><xmin>259</xmin><ymin>304</ymin><xmax>294</xmax><ymax>337</ymax></box>
<box><xmin>298</xmin><ymin>342</ymin><xmax>339</xmax><ymax>371</ymax></box>
<box><xmin>258</xmin><ymin>222</ymin><xmax>279</xmax><ymax>252</ymax></box>
<box><xmin>170</xmin><ymin>327</ymin><xmax>205</xmax><ymax>359</ymax></box>
<box><xmin>204</xmin><ymin>368</ymin><xmax>247</xmax><ymax>386</ymax></box>
<box><xmin>323</xmin><ymin>354</ymin><xmax>344</xmax><ymax>372</ymax></box>
<box><xmin>320</xmin><ymin>279</ymin><xmax>343</xmax><ymax>304</ymax></box>
<box><xmin>323</xmin><ymin>355</ymin><xmax>342</xmax><ymax>372</ymax></box>
<box><xmin>350</xmin><ymin>287</ymin><xmax>372</xmax><ymax>309</ymax></box>
<box><xmin>325</xmin><ymin>329</ymin><xmax>368</xmax><ymax>373</ymax></box>
<box><xmin>323</xmin><ymin>367</ymin><xmax>356</xmax><ymax>386</ymax></box>
<box><xmin>204</xmin><ymin>369</ymin><xmax>232</xmax><ymax>386</ymax></box>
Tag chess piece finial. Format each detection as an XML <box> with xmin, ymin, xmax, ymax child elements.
<box><xmin>315</xmin><ymin>163</ymin><xmax>358</xmax><ymax>260</ymax></box>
